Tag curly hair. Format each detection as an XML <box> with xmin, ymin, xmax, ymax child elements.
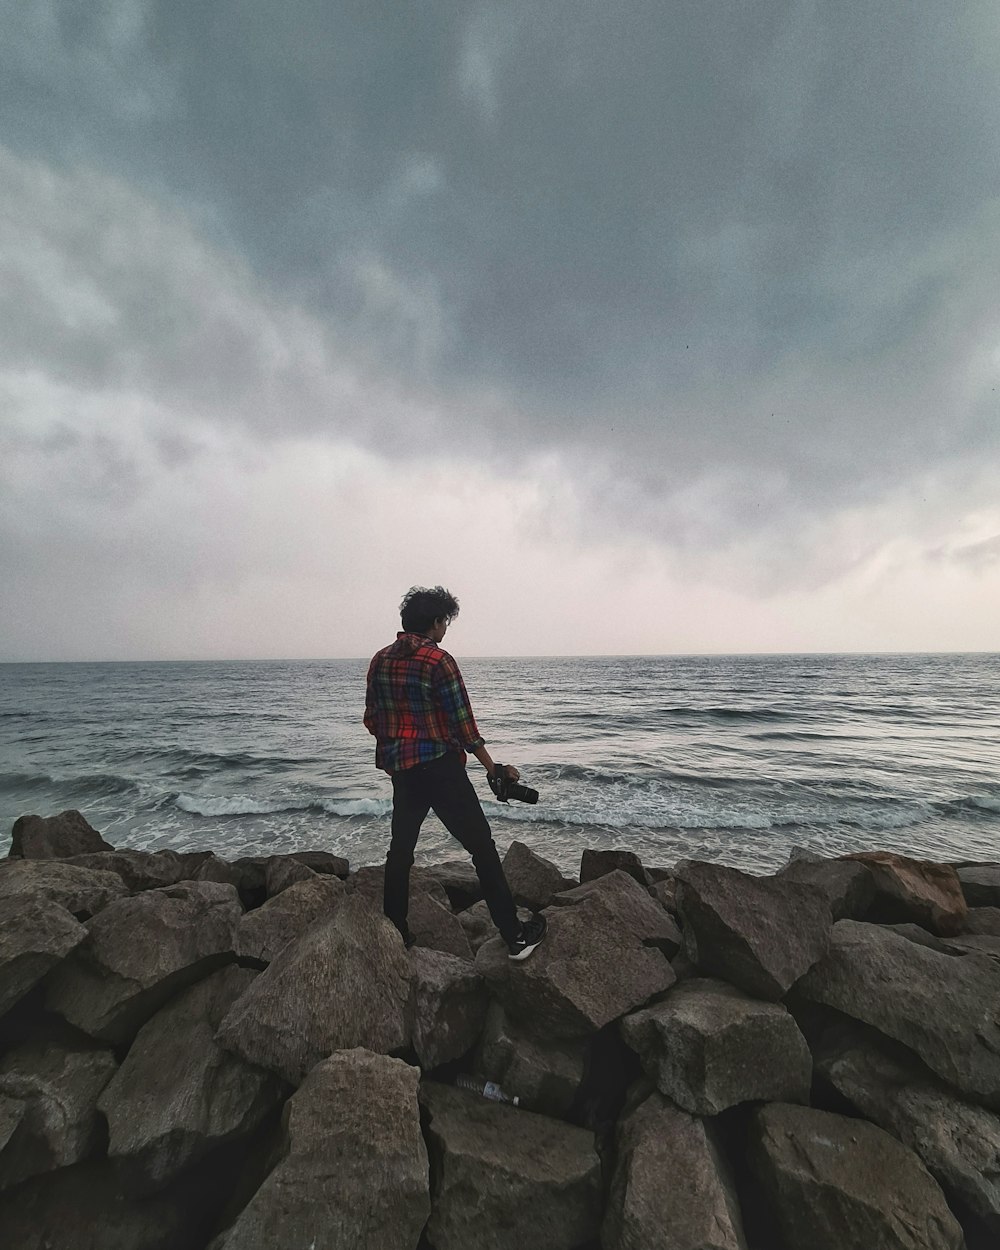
<box><xmin>399</xmin><ymin>585</ymin><xmax>460</xmax><ymax>634</ymax></box>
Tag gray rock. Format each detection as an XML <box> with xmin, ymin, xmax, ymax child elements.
<box><xmin>964</xmin><ymin>907</ymin><xmax>1000</xmax><ymax>936</ymax></box>
<box><xmin>502</xmin><ymin>840</ymin><xmax>577</xmax><ymax>909</ymax></box>
<box><xmin>958</xmin><ymin>865</ymin><xmax>1000</xmax><ymax>909</ymax></box>
<box><xmin>0</xmin><ymin>896</ymin><xmax>88</xmax><ymax>1017</ymax></box>
<box><xmin>8</xmin><ymin>810</ymin><xmax>114</xmax><ymax>860</ymax></box>
<box><xmin>675</xmin><ymin>860</ymin><xmax>832</xmax><ymax>1000</ymax></box>
<box><xmin>476</xmin><ymin>1001</ymin><xmax>587</xmax><ymax>1117</ymax></box>
<box><xmin>621</xmin><ymin>977</ymin><xmax>811</xmax><ymax>1116</ymax></box>
<box><xmin>457</xmin><ymin>898</ymin><xmax>497</xmax><ymax>952</ymax></box>
<box><xmin>409</xmin><ymin>890</ymin><xmax>474</xmax><ymax>959</ymax></box>
<box><xmin>750</xmin><ymin>1102</ymin><xmax>965</xmax><ymax>1250</ymax></box>
<box><xmin>410</xmin><ymin>947</ymin><xmax>489</xmax><ymax>1070</ymax></box>
<box><xmin>64</xmin><ymin>849</ymin><xmax>186</xmax><ymax>892</ymax></box>
<box><xmin>99</xmin><ymin>966</ymin><xmax>281</xmax><ymax>1194</ymax></box>
<box><xmin>235</xmin><ymin>875</ymin><xmax>344</xmax><ymax>965</ymax></box>
<box><xmin>194</xmin><ymin>855</ymin><xmax>268</xmax><ymax>906</ymax></box>
<box><xmin>814</xmin><ymin>1025</ymin><xmax>1000</xmax><ymax>1241</ymax></box>
<box><xmin>45</xmin><ymin>881</ymin><xmax>242</xmax><ymax>1043</ymax></box>
<box><xmin>216</xmin><ymin>892</ymin><xmax>411</xmax><ymax>1085</ymax></box>
<box><xmin>262</xmin><ymin>855</ymin><xmax>316</xmax><ymax>896</ymax></box>
<box><xmin>214</xmin><ymin>1049</ymin><xmax>429</xmax><ymax>1250</ymax></box>
<box><xmin>420</xmin><ymin>1079</ymin><xmax>602</xmax><ymax>1250</ymax></box>
<box><xmin>0</xmin><ymin>1040</ymin><xmax>117</xmax><ymax>1188</ymax></box>
<box><xmin>603</xmin><ymin>1090</ymin><xmax>747</xmax><ymax>1250</ymax></box>
<box><xmin>476</xmin><ymin>892</ymin><xmax>675</xmax><ymax>1038</ymax></box>
<box><xmin>0</xmin><ymin>858</ymin><xmax>127</xmax><ymax>918</ymax></box>
<box><xmin>777</xmin><ymin>855</ymin><xmax>876</xmax><ymax>920</ymax></box>
<box><xmin>796</xmin><ymin>919</ymin><xmax>1000</xmax><ymax>1108</ymax></box>
<box><xmin>348</xmin><ymin>862</ymin><xmax>451</xmax><ymax>909</ymax></box>
<box><xmin>581</xmin><ymin>847</ymin><xmax>652</xmax><ymax>889</ymax></box>
<box><xmin>554</xmin><ymin>868</ymin><xmax>682</xmax><ymax>955</ymax></box>
<box><xmin>283</xmin><ymin>850</ymin><xmax>349</xmax><ymax>878</ymax></box>
<box><xmin>427</xmin><ymin>858</ymin><xmax>484</xmax><ymax>910</ymax></box>
<box><xmin>845</xmin><ymin>851</ymin><xmax>968</xmax><ymax>936</ymax></box>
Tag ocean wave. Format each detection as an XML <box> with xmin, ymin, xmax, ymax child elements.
<box><xmin>172</xmin><ymin>793</ymin><xmax>392</xmax><ymax>819</ymax></box>
<box><xmin>935</xmin><ymin>794</ymin><xmax>1000</xmax><ymax>817</ymax></box>
<box><xmin>0</xmin><ymin>769</ymin><xmax>142</xmax><ymax>798</ymax></box>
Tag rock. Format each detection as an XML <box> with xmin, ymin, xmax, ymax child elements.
<box><xmin>410</xmin><ymin>947</ymin><xmax>489</xmax><ymax>1070</ymax></box>
<box><xmin>283</xmin><ymin>850</ymin><xmax>349</xmax><ymax>878</ymax></box>
<box><xmin>0</xmin><ymin>1040</ymin><xmax>117</xmax><ymax>1188</ymax></box>
<box><xmin>216</xmin><ymin>892</ymin><xmax>411</xmax><ymax>1085</ymax></box>
<box><xmin>44</xmin><ymin>881</ymin><xmax>242</xmax><ymax>1043</ymax></box>
<box><xmin>603</xmin><ymin>1090</ymin><xmax>747</xmax><ymax>1250</ymax></box>
<box><xmin>194</xmin><ymin>856</ymin><xmax>268</xmax><ymax>907</ymax></box>
<box><xmin>845</xmin><ymin>850</ymin><xmax>968</xmax><ymax>935</ymax></box>
<box><xmin>502</xmin><ymin>841</ymin><xmax>577</xmax><ymax>909</ymax></box>
<box><xmin>796</xmin><ymin>919</ymin><xmax>1000</xmax><ymax>1109</ymax></box>
<box><xmin>554</xmin><ymin>869</ymin><xmax>682</xmax><ymax>955</ymax></box>
<box><xmin>420</xmin><ymin>1080</ymin><xmax>602</xmax><ymax>1250</ymax></box>
<box><xmin>777</xmin><ymin>856</ymin><xmax>876</xmax><ymax>920</ymax></box>
<box><xmin>99</xmin><ymin>966</ymin><xmax>281</xmax><ymax>1194</ymax></box>
<box><xmin>674</xmin><ymin>860</ymin><xmax>832</xmax><ymax>1000</ymax></box>
<box><xmin>348</xmin><ymin>862</ymin><xmax>451</xmax><ymax>909</ymax></box>
<box><xmin>750</xmin><ymin>1102</ymin><xmax>965</xmax><ymax>1250</ymax></box>
<box><xmin>8</xmin><ymin>810</ymin><xmax>114</xmax><ymax>860</ymax></box>
<box><xmin>580</xmin><ymin>847</ymin><xmax>652</xmax><ymax>889</ymax></box>
<box><xmin>814</xmin><ymin>1024</ymin><xmax>1000</xmax><ymax>1242</ymax></box>
<box><xmin>620</xmin><ymin>977</ymin><xmax>812</xmax><ymax>1116</ymax></box>
<box><xmin>213</xmin><ymin>1049</ymin><xmax>429</xmax><ymax>1250</ymax></box>
<box><xmin>262</xmin><ymin>855</ymin><xmax>315</xmax><ymax>896</ymax></box>
<box><xmin>476</xmin><ymin>892</ymin><xmax>675</xmax><ymax>1039</ymax></box>
<box><xmin>476</xmin><ymin>1001</ymin><xmax>587</xmax><ymax>1118</ymax></box>
<box><xmin>0</xmin><ymin>896</ymin><xmax>88</xmax><ymax>1018</ymax></box>
<box><xmin>457</xmin><ymin>898</ymin><xmax>497</xmax><ymax>952</ymax></box>
<box><xmin>650</xmin><ymin>876</ymin><xmax>678</xmax><ymax>912</ymax></box>
<box><xmin>409</xmin><ymin>890</ymin><xmax>474</xmax><ymax>959</ymax></box>
<box><xmin>427</xmin><ymin>859</ymin><xmax>484</xmax><ymax>910</ymax></box>
<box><xmin>964</xmin><ymin>907</ymin><xmax>1000</xmax><ymax>937</ymax></box>
<box><xmin>235</xmin><ymin>875</ymin><xmax>344</xmax><ymax>965</ymax></box>
<box><xmin>957</xmin><ymin>865</ymin><xmax>1000</xmax><ymax>909</ymax></box>
<box><xmin>0</xmin><ymin>858</ymin><xmax>127</xmax><ymax>918</ymax></box>
<box><xmin>64</xmin><ymin>849</ymin><xmax>186</xmax><ymax>893</ymax></box>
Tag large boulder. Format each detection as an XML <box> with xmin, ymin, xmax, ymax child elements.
<box><xmin>409</xmin><ymin>890</ymin><xmax>474</xmax><ymax>959</ymax></box>
<box><xmin>44</xmin><ymin>882</ymin><xmax>242</xmax><ymax>1043</ymax></box>
<box><xmin>777</xmin><ymin>853</ymin><xmax>876</xmax><ymax>920</ymax></box>
<box><xmin>280</xmin><ymin>850</ymin><xmax>349</xmax><ymax>878</ymax></box>
<box><xmin>674</xmin><ymin>860</ymin><xmax>832</xmax><ymax>1000</ymax></box>
<box><xmin>796</xmin><ymin>919</ymin><xmax>1000</xmax><ymax>1108</ymax></box>
<box><xmin>457</xmin><ymin>898</ymin><xmax>498</xmax><ymax>952</ymax></box>
<box><xmin>553</xmin><ymin>869</ymin><xmax>682</xmax><ymax>955</ymax></box>
<box><xmin>476</xmin><ymin>892</ymin><xmax>675</xmax><ymax>1039</ymax></box>
<box><xmin>502</xmin><ymin>841</ymin><xmax>577</xmax><ymax>909</ymax></box>
<box><xmin>427</xmin><ymin>859</ymin><xmax>484</xmax><ymax>911</ymax></box>
<box><xmin>475</xmin><ymin>1001</ymin><xmax>587</xmax><ymax>1118</ymax></box>
<box><xmin>603</xmin><ymin>1090</ymin><xmax>747</xmax><ymax>1250</ymax></box>
<box><xmin>749</xmin><ymin>1102</ymin><xmax>965</xmax><ymax>1250</ymax></box>
<box><xmin>410</xmin><ymin>947</ymin><xmax>489</xmax><ymax>1070</ymax></box>
<box><xmin>845</xmin><ymin>851</ymin><xmax>967</xmax><ymax>935</ymax></box>
<box><xmin>216</xmin><ymin>893</ymin><xmax>411</xmax><ymax>1086</ymax></box>
<box><xmin>420</xmin><ymin>1080</ymin><xmax>601</xmax><ymax>1250</ymax></box>
<box><xmin>235</xmin><ymin>875</ymin><xmax>344</xmax><ymax>965</ymax></box>
<box><xmin>814</xmin><ymin>1024</ymin><xmax>1000</xmax><ymax>1242</ymax></box>
<box><xmin>213</xmin><ymin>1049</ymin><xmax>429</xmax><ymax>1250</ymax></box>
<box><xmin>8</xmin><ymin>811</ymin><xmax>113</xmax><ymax>860</ymax></box>
<box><xmin>0</xmin><ymin>858</ymin><xmax>127</xmax><ymax>918</ymax></box>
<box><xmin>0</xmin><ymin>1039</ymin><xmax>117</xmax><ymax>1188</ymax></box>
<box><xmin>64</xmin><ymin>850</ymin><xmax>186</xmax><ymax>893</ymax></box>
<box><xmin>0</xmin><ymin>896</ymin><xmax>88</xmax><ymax>1018</ymax></box>
<box><xmin>957</xmin><ymin>865</ymin><xmax>1000</xmax><ymax>909</ymax></box>
<box><xmin>99</xmin><ymin>966</ymin><xmax>281</xmax><ymax>1194</ymax></box>
<box><xmin>621</xmin><ymin>977</ymin><xmax>811</xmax><ymax>1116</ymax></box>
<box><xmin>262</xmin><ymin>856</ymin><xmax>315</xmax><ymax>897</ymax></box>
<box><xmin>580</xmin><ymin>848</ymin><xmax>652</xmax><ymax>889</ymax></box>
<box><xmin>964</xmin><ymin>907</ymin><xmax>1000</xmax><ymax>936</ymax></box>
<box><xmin>347</xmin><ymin>862</ymin><xmax>451</xmax><ymax>910</ymax></box>
<box><xmin>194</xmin><ymin>856</ymin><xmax>268</xmax><ymax>908</ymax></box>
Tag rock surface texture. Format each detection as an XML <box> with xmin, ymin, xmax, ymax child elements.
<box><xmin>8</xmin><ymin>810</ymin><xmax>114</xmax><ymax>860</ymax></box>
<box><xmin>845</xmin><ymin>850</ymin><xmax>968</xmax><ymax>935</ymax></box>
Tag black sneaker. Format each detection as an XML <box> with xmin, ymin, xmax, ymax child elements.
<box><xmin>507</xmin><ymin>913</ymin><xmax>547</xmax><ymax>961</ymax></box>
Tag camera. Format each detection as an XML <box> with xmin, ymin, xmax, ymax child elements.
<box><xmin>488</xmin><ymin>764</ymin><xmax>538</xmax><ymax>805</ymax></box>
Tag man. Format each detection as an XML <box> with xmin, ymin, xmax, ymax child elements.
<box><xmin>364</xmin><ymin>585</ymin><xmax>547</xmax><ymax>960</ymax></box>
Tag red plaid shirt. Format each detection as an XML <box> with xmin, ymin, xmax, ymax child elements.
<box><xmin>364</xmin><ymin>632</ymin><xmax>485</xmax><ymax>774</ymax></box>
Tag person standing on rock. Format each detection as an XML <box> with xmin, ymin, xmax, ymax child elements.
<box><xmin>365</xmin><ymin>585</ymin><xmax>547</xmax><ymax>960</ymax></box>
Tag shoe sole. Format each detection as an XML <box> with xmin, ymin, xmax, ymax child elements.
<box><xmin>508</xmin><ymin>938</ymin><xmax>543</xmax><ymax>961</ymax></box>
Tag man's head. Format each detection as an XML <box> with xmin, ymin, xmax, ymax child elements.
<box><xmin>399</xmin><ymin>585</ymin><xmax>460</xmax><ymax>639</ymax></box>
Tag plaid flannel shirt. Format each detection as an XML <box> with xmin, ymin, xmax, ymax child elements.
<box><xmin>364</xmin><ymin>632</ymin><xmax>485</xmax><ymax>774</ymax></box>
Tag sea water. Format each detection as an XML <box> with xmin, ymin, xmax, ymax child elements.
<box><xmin>1</xmin><ymin>653</ymin><xmax>998</xmax><ymax>874</ymax></box>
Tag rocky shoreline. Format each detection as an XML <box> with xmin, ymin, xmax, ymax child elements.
<box><xmin>2</xmin><ymin>810</ymin><xmax>999</xmax><ymax>1249</ymax></box>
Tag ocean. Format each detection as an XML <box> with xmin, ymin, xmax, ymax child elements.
<box><xmin>1</xmin><ymin>653</ymin><xmax>998</xmax><ymax>875</ymax></box>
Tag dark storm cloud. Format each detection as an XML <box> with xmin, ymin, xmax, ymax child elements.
<box><xmin>2</xmin><ymin>2</ymin><xmax>999</xmax><ymax>553</ymax></box>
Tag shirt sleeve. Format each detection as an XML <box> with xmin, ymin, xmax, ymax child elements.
<box><xmin>432</xmin><ymin>654</ymin><xmax>484</xmax><ymax>750</ymax></box>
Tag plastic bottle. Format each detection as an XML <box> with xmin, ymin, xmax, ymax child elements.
<box><xmin>455</xmin><ymin>1074</ymin><xmax>520</xmax><ymax>1106</ymax></box>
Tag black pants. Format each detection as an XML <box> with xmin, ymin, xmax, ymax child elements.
<box><xmin>385</xmin><ymin>751</ymin><xmax>520</xmax><ymax>945</ymax></box>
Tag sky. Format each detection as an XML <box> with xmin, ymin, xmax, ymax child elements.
<box><xmin>1</xmin><ymin>2</ymin><xmax>998</xmax><ymax>660</ymax></box>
